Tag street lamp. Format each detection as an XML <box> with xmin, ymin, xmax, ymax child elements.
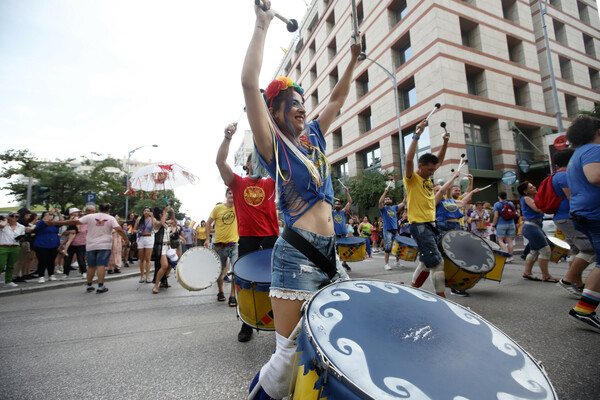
<box><xmin>358</xmin><ymin>52</ymin><xmax>406</xmax><ymax>178</ymax></box>
<box><xmin>125</xmin><ymin>144</ymin><xmax>158</xmax><ymax>218</ymax></box>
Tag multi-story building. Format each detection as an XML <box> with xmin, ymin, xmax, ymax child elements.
<box><xmin>263</xmin><ymin>0</ymin><xmax>600</xmax><ymax>202</ymax></box>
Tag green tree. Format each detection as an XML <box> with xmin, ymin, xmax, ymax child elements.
<box><xmin>342</xmin><ymin>169</ymin><xmax>404</xmax><ymax>220</ymax></box>
<box><xmin>580</xmin><ymin>101</ymin><xmax>600</xmax><ymax>118</ymax></box>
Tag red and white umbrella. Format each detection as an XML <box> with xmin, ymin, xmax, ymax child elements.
<box><xmin>129</xmin><ymin>162</ymin><xmax>198</xmax><ymax>193</ymax></box>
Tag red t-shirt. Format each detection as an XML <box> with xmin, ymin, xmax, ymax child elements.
<box><xmin>228</xmin><ymin>174</ymin><xmax>279</xmax><ymax>237</ymax></box>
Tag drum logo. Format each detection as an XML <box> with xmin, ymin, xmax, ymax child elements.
<box><xmin>222</xmin><ymin>210</ymin><xmax>236</xmax><ymax>226</ymax></box>
<box><xmin>244</xmin><ymin>186</ymin><xmax>265</xmax><ymax>207</ymax></box>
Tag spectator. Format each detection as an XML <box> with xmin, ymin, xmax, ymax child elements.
<box><xmin>33</xmin><ymin>208</ymin><xmax>63</xmax><ymax>283</ymax></box>
<box><xmin>0</xmin><ymin>212</ymin><xmax>26</xmax><ymax>287</ymax></box>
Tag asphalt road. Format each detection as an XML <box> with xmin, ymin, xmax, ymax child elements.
<box><xmin>0</xmin><ymin>251</ymin><xmax>598</xmax><ymax>399</ymax></box>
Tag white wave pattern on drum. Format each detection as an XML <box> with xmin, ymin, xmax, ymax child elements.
<box><xmin>505</xmin><ymin>356</ymin><xmax>555</xmax><ymax>399</ymax></box>
<box><xmin>490</xmin><ymin>326</ymin><xmax>519</xmax><ymax>357</ymax></box>
<box><xmin>397</xmin><ymin>285</ymin><xmax>438</xmax><ymax>302</ymax></box>
<box><xmin>383</xmin><ymin>377</ymin><xmax>432</xmax><ymax>400</ymax></box>
<box><xmin>445</xmin><ymin>302</ymin><xmax>482</xmax><ymax>326</ymax></box>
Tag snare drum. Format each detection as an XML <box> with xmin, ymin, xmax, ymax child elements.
<box><xmin>439</xmin><ymin>230</ymin><xmax>495</xmax><ymax>290</ymax></box>
<box><xmin>337</xmin><ymin>237</ymin><xmax>366</xmax><ymax>262</ymax></box>
<box><xmin>482</xmin><ymin>239</ymin><xmax>511</xmax><ymax>282</ymax></box>
<box><xmin>176</xmin><ymin>247</ymin><xmax>221</xmax><ymax>291</ymax></box>
<box><xmin>291</xmin><ymin>279</ymin><xmax>557</xmax><ymax>399</ymax></box>
<box><xmin>232</xmin><ymin>249</ymin><xmax>274</xmax><ymax>330</ymax></box>
<box><xmin>391</xmin><ymin>236</ymin><xmax>419</xmax><ymax>261</ymax></box>
<box><xmin>548</xmin><ymin>236</ymin><xmax>571</xmax><ymax>263</ymax></box>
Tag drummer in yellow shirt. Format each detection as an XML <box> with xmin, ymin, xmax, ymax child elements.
<box><xmin>205</xmin><ymin>188</ymin><xmax>239</xmax><ymax>305</ymax></box>
<box><xmin>403</xmin><ymin>119</ymin><xmax>450</xmax><ymax>297</ymax></box>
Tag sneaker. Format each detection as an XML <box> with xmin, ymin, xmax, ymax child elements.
<box><xmin>96</xmin><ymin>286</ymin><xmax>109</xmax><ymax>294</ymax></box>
<box><xmin>107</xmin><ymin>269</ymin><xmax>114</xmax><ymax>274</ymax></box>
<box><xmin>217</xmin><ymin>291</ymin><xmax>225</xmax><ymax>302</ymax></box>
<box><xmin>223</xmin><ymin>275</ymin><xmax>231</xmax><ymax>283</ymax></box>
<box><xmin>72</xmin><ymin>261</ymin><xmax>79</xmax><ymax>267</ymax></box>
<box><xmin>3</xmin><ymin>282</ymin><xmax>18</xmax><ymax>288</ymax></box>
<box><xmin>450</xmin><ymin>288</ymin><xmax>469</xmax><ymax>297</ymax></box>
<box><xmin>55</xmin><ymin>266</ymin><xmax>63</xmax><ymax>274</ymax></box>
<box><xmin>342</xmin><ymin>262</ymin><xmax>351</xmax><ymax>271</ymax></box>
<box><xmin>60</xmin><ymin>274</ymin><xmax>69</xmax><ymax>281</ymax></box>
<box><xmin>506</xmin><ymin>257</ymin><xmax>514</xmax><ymax>263</ymax></box>
<box><xmin>557</xmin><ymin>280</ymin><xmax>583</xmax><ymax>299</ymax></box>
<box><xmin>394</xmin><ymin>260</ymin><xmax>401</xmax><ymax>268</ymax></box>
<box><xmin>86</xmin><ymin>285</ymin><xmax>95</xmax><ymax>292</ymax></box>
<box><xmin>384</xmin><ymin>264</ymin><xmax>392</xmax><ymax>271</ymax></box>
<box><xmin>568</xmin><ymin>309</ymin><xmax>600</xmax><ymax>333</ymax></box>
<box><xmin>38</xmin><ymin>277</ymin><xmax>45</xmax><ymax>284</ymax></box>
<box><xmin>48</xmin><ymin>275</ymin><xmax>57</xmax><ymax>281</ymax></box>
<box><xmin>238</xmin><ymin>323</ymin><xmax>253</xmax><ymax>342</ymax></box>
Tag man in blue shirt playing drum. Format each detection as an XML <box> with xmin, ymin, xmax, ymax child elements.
<box><xmin>379</xmin><ymin>185</ymin><xmax>406</xmax><ymax>271</ymax></box>
<box><xmin>332</xmin><ymin>186</ymin><xmax>352</xmax><ymax>271</ymax></box>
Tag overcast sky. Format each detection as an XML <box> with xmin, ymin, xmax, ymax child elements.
<box><xmin>0</xmin><ymin>0</ymin><xmax>310</xmax><ymax>219</ymax></box>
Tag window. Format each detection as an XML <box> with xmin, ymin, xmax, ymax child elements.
<box><xmin>403</xmin><ymin>127</ymin><xmax>431</xmax><ymax>164</ymax></box>
<box><xmin>309</xmin><ymin>41</ymin><xmax>316</xmax><ymax>60</ymax></box>
<box><xmin>464</xmin><ymin>122</ymin><xmax>493</xmax><ymax>170</ymax></box>
<box><xmin>559</xmin><ymin>56</ymin><xmax>573</xmax><ymax>81</ymax></box>
<box><xmin>359</xmin><ymin>107</ymin><xmax>373</xmax><ymax>134</ymax></box>
<box><xmin>565</xmin><ymin>95</ymin><xmax>578</xmax><ymax>118</ymax></box>
<box><xmin>392</xmin><ymin>33</ymin><xmax>412</xmax><ymax>67</ymax></box>
<box><xmin>502</xmin><ymin>0</ymin><xmax>518</xmax><ymax>23</ymax></box>
<box><xmin>332</xmin><ymin>128</ymin><xmax>343</xmax><ymax>149</ymax></box>
<box><xmin>465</xmin><ymin>65</ymin><xmax>486</xmax><ymax>97</ymax></box>
<box><xmin>310</xmin><ymin>65</ymin><xmax>317</xmax><ymax>85</ymax></box>
<box><xmin>295</xmin><ymin>62</ymin><xmax>302</xmax><ymax>77</ymax></box>
<box><xmin>460</xmin><ymin>18</ymin><xmax>481</xmax><ymax>51</ymax></box>
<box><xmin>328</xmin><ymin>38</ymin><xmax>337</xmax><ymax>61</ymax></box>
<box><xmin>361</xmin><ymin>33</ymin><xmax>367</xmax><ymax>54</ymax></box>
<box><xmin>307</xmin><ymin>13</ymin><xmax>319</xmax><ymax>36</ymax></box>
<box><xmin>589</xmin><ymin>68</ymin><xmax>600</xmax><ymax>91</ymax></box>
<box><xmin>357</xmin><ymin>2</ymin><xmax>364</xmax><ymax>26</ymax></box>
<box><xmin>513</xmin><ymin>78</ymin><xmax>530</xmax><ymax>108</ymax></box>
<box><xmin>356</xmin><ymin>71</ymin><xmax>369</xmax><ymax>98</ymax></box>
<box><xmin>399</xmin><ymin>78</ymin><xmax>416</xmax><ymax>111</ymax></box>
<box><xmin>549</xmin><ymin>0</ymin><xmax>561</xmax><ymax>10</ymax></box>
<box><xmin>295</xmin><ymin>38</ymin><xmax>304</xmax><ymax>55</ymax></box>
<box><xmin>514</xmin><ymin>128</ymin><xmax>534</xmax><ymax>162</ymax></box>
<box><xmin>553</xmin><ymin>19</ymin><xmax>567</xmax><ymax>46</ymax></box>
<box><xmin>361</xmin><ymin>146</ymin><xmax>381</xmax><ymax>172</ymax></box>
<box><xmin>578</xmin><ymin>1</ymin><xmax>590</xmax><ymax>25</ymax></box>
<box><xmin>388</xmin><ymin>0</ymin><xmax>407</xmax><ymax>27</ymax></box>
<box><xmin>583</xmin><ymin>33</ymin><xmax>595</xmax><ymax>58</ymax></box>
<box><xmin>329</xmin><ymin>67</ymin><xmax>339</xmax><ymax>90</ymax></box>
<box><xmin>333</xmin><ymin>160</ymin><xmax>349</xmax><ymax>180</ymax></box>
<box><xmin>326</xmin><ymin>11</ymin><xmax>335</xmax><ymax>34</ymax></box>
<box><xmin>311</xmin><ymin>91</ymin><xmax>319</xmax><ymax>109</ymax></box>
<box><xmin>507</xmin><ymin>35</ymin><xmax>524</xmax><ymax>65</ymax></box>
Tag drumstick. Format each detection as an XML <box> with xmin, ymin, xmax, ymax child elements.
<box><xmin>478</xmin><ymin>184</ymin><xmax>492</xmax><ymax>191</ymax></box>
<box><xmin>235</xmin><ymin>107</ymin><xmax>247</xmax><ymax>124</ymax></box>
<box><xmin>255</xmin><ymin>0</ymin><xmax>299</xmax><ymax>32</ymax></box>
<box><xmin>337</xmin><ymin>178</ymin><xmax>347</xmax><ymax>189</ymax></box>
<box><xmin>424</xmin><ymin>103</ymin><xmax>441</xmax><ymax>122</ymax></box>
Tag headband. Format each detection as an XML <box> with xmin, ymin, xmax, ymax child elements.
<box><xmin>264</xmin><ymin>76</ymin><xmax>304</xmax><ymax>107</ymax></box>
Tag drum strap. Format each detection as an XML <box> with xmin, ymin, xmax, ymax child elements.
<box><xmin>281</xmin><ymin>227</ymin><xmax>337</xmax><ymax>280</ymax></box>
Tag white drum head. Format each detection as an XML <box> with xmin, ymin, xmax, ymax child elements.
<box><xmin>548</xmin><ymin>236</ymin><xmax>571</xmax><ymax>250</ymax></box>
<box><xmin>176</xmin><ymin>247</ymin><xmax>222</xmax><ymax>291</ymax></box>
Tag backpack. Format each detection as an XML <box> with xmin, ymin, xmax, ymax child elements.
<box><xmin>534</xmin><ymin>173</ymin><xmax>563</xmax><ymax>214</ymax></box>
<box><xmin>500</xmin><ymin>202</ymin><xmax>516</xmax><ymax>220</ymax></box>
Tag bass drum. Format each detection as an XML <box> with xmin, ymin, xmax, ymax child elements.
<box><xmin>291</xmin><ymin>279</ymin><xmax>557</xmax><ymax>399</ymax></box>
<box><xmin>176</xmin><ymin>247</ymin><xmax>222</xmax><ymax>291</ymax></box>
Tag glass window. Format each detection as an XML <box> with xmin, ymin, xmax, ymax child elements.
<box><xmin>464</xmin><ymin>122</ymin><xmax>493</xmax><ymax>170</ymax></box>
<box><xmin>400</xmin><ymin>83</ymin><xmax>416</xmax><ymax>111</ymax></box>
<box><xmin>362</xmin><ymin>147</ymin><xmax>381</xmax><ymax>172</ymax></box>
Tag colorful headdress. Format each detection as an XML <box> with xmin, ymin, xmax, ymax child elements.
<box><xmin>264</xmin><ymin>76</ymin><xmax>304</xmax><ymax>107</ymax></box>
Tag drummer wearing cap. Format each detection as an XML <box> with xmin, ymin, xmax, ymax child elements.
<box><xmin>404</xmin><ymin>119</ymin><xmax>450</xmax><ymax>297</ymax></box>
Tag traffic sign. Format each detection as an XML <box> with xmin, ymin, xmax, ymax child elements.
<box><xmin>501</xmin><ymin>171</ymin><xmax>517</xmax><ymax>185</ymax></box>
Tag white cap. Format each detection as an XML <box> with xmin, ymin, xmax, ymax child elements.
<box><xmin>69</xmin><ymin>207</ymin><xmax>82</xmax><ymax>215</ymax></box>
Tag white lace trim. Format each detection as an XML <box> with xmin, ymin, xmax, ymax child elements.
<box><xmin>269</xmin><ymin>288</ymin><xmax>315</xmax><ymax>301</ymax></box>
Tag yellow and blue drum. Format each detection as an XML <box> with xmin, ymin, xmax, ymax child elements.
<box><xmin>291</xmin><ymin>279</ymin><xmax>557</xmax><ymax>399</ymax></box>
<box><xmin>337</xmin><ymin>237</ymin><xmax>366</xmax><ymax>262</ymax></box>
<box><xmin>483</xmin><ymin>238</ymin><xmax>511</xmax><ymax>282</ymax></box>
<box><xmin>232</xmin><ymin>249</ymin><xmax>274</xmax><ymax>331</ymax></box>
<box><xmin>548</xmin><ymin>236</ymin><xmax>570</xmax><ymax>263</ymax></box>
<box><xmin>391</xmin><ymin>236</ymin><xmax>419</xmax><ymax>261</ymax></box>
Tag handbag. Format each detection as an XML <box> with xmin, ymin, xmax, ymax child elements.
<box><xmin>476</xmin><ymin>219</ymin><xmax>487</xmax><ymax>230</ymax></box>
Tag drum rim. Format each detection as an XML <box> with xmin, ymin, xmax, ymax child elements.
<box><xmin>232</xmin><ymin>248</ymin><xmax>272</xmax><ymax>284</ymax></box>
<box><xmin>176</xmin><ymin>246</ymin><xmax>222</xmax><ymax>291</ymax></box>
<box><xmin>547</xmin><ymin>236</ymin><xmax>571</xmax><ymax>249</ymax></box>
<box><xmin>300</xmin><ymin>279</ymin><xmax>558</xmax><ymax>399</ymax></box>
<box><xmin>440</xmin><ymin>230</ymin><xmax>496</xmax><ymax>273</ymax></box>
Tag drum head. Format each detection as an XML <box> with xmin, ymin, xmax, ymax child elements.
<box><xmin>176</xmin><ymin>247</ymin><xmax>221</xmax><ymax>291</ymax></box>
<box><xmin>297</xmin><ymin>280</ymin><xmax>557</xmax><ymax>399</ymax></box>
<box><xmin>232</xmin><ymin>249</ymin><xmax>272</xmax><ymax>284</ymax></box>
<box><xmin>337</xmin><ymin>237</ymin><xmax>366</xmax><ymax>246</ymax></box>
<box><xmin>440</xmin><ymin>230</ymin><xmax>495</xmax><ymax>274</ymax></box>
<box><xmin>395</xmin><ymin>236</ymin><xmax>417</xmax><ymax>248</ymax></box>
<box><xmin>548</xmin><ymin>236</ymin><xmax>571</xmax><ymax>250</ymax></box>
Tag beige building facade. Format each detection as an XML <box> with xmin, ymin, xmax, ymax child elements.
<box><xmin>265</xmin><ymin>0</ymin><xmax>600</xmax><ymax>202</ymax></box>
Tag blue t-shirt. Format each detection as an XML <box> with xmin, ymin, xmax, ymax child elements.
<box><xmin>332</xmin><ymin>210</ymin><xmax>347</xmax><ymax>236</ymax></box>
<box><xmin>567</xmin><ymin>143</ymin><xmax>600</xmax><ymax>220</ymax></box>
<box><xmin>257</xmin><ymin>120</ymin><xmax>334</xmax><ymax>228</ymax></box>
<box><xmin>493</xmin><ymin>201</ymin><xmax>515</xmax><ymax>225</ymax></box>
<box><xmin>551</xmin><ymin>170</ymin><xmax>570</xmax><ymax>220</ymax></box>
<box><xmin>435</xmin><ymin>199</ymin><xmax>464</xmax><ymax>222</ymax></box>
<box><xmin>521</xmin><ymin>196</ymin><xmax>543</xmax><ymax>220</ymax></box>
<box><xmin>33</xmin><ymin>220</ymin><xmax>60</xmax><ymax>249</ymax></box>
<box><xmin>380</xmin><ymin>205</ymin><xmax>399</xmax><ymax>231</ymax></box>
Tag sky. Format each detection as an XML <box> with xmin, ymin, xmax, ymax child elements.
<box><xmin>0</xmin><ymin>0</ymin><xmax>310</xmax><ymax>219</ymax></box>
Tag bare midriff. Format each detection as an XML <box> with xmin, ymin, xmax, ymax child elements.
<box><xmin>290</xmin><ymin>200</ymin><xmax>334</xmax><ymax>236</ymax></box>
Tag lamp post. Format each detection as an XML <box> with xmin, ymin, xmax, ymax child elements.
<box><xmin>125</xmin><ymin>144</ymin><xmax>158</xmax><ymax>218</ymax></box>
<box><xmin>358</xmin><ymin>52</ymin><xmax>406</xmax><ymax>178</ymax></box>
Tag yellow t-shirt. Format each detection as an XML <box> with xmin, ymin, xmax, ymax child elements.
<box><xmin>403</xmin><ymin>172</ymin><xmax>436</xmax><ymax>223</ymax></box>
<box><xmin>209</xmin><ymin>204</ymin><xmax>239</xmax><ymax>244</ymax></box>
<box><xmin>196</xmin><ymin>225</ymin><xmax>207</xmax><ymax>241</ymax></box>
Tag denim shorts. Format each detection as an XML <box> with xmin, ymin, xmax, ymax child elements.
<box><xmin>522</xmin><ymin>222</ymin><xmax>547</xmax><ymax>251</ymax></box>
<box><xmin>409</xmin><ymin>223</ymin><xmax>443</xmax><ymax>268</ymax></box>
<box><xmin>271</xmin><ymin>227</ymin><xmax>348</xmax><ymax>298</ymax></box>
<box><xmin>383</xmin><ymin>230</ymin><xmax>401</xmax><ymax>252</ymax></box>
<box><xmin>86</xmin><ymin>249</ymin><xmax>111</xmax><ymax>267</ymax></box>
<box><xmin>436</xmin><ymin>221</ymin><xmax>461</xmax><ymax>235</ymax></box>
<box><xmin>496</xmin><ymin>223</ymin><xmax>515</xmax><ymax>238</ymax></box>
<box><xmin>214</xmin><ymin>243</ymin><xmax>238</xmax><ymax>271</ymax></box>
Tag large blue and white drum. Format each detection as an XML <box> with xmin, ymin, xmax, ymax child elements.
<box><xmin>292</xmin><ymin>279</ymin><xmax>557</xmax><ymax>399</ymax></box>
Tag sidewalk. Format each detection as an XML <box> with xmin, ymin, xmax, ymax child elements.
<box><xmin>0</xmin><ymin>262</ymin><xmax>149</xmax><ymax>297</ymax></box>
